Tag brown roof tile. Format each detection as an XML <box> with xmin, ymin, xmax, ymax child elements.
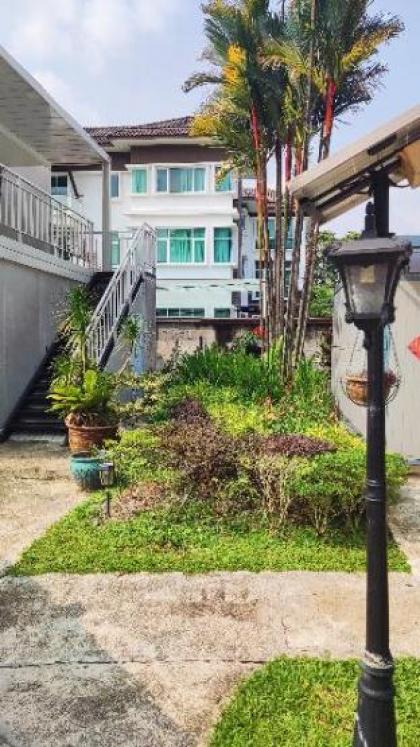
<box><xmin>86</xmin><ymin>116</ymin><xmax>194</xmax><ymax>145</ymax></box>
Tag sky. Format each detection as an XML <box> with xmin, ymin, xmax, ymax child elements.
<box><xmin>1</xmin><ymin>0</ymin><xmax>419</xmax><ymax>236</ymax></box>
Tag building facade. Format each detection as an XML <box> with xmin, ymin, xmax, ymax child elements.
<box><xmin>52</xmin><ymin>116</ymin><xmax>291</xmax><ymax>319</ymax></box>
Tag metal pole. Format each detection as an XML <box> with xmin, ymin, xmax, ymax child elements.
<box><xmin>353</xmin><ymin>320</ymin><xmax>396</xmax><ymax>747</ymax></box>
<box><xmin>102</xmin><ymin>160</ymin><xmax>111</xmax><ymax>270</ymax></box>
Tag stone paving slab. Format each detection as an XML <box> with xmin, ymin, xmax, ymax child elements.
<box><xmin>0</xmin><ymin>442</ymin><xmax>83</xmax><ymax>573</ymax></box>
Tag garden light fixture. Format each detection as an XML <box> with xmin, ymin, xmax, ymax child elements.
<box><xmin>329</xmin><ymin>238</ymin><xmax>412</xmax><ymax>326</ymax></box>
<box><xmin>329</xmin><ymin>237</ymin><xmax>412</xmax><ymax>747</ymax></box>
<box><xmin>99</xmin><ymin>461</ymin><xmax>115</xmax><ymax>518</ymax></box>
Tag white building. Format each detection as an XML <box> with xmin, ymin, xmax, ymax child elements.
<box><xmin>52</xmin><ymin>116</ymin><xmax>275</xmax><ymax>319</ymax></box>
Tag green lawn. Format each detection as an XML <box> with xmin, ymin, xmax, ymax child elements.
<box><xmin>211</xmin><ymin>658</ymin><xmax>420</xmax><ymax>746</ymax></box>
<box><xmin>10</xmin><ymin>494</ymin><xmax>409</xmax><ymax>575</ymax></box>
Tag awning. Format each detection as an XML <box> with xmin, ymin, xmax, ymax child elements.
<box><xmin>0</xmin><ymin>45</ymin><xmax>109</xmax><ymax>167</ymax></box>
<box><xmin>288</xmin><ymin>105</ymin><xmax>420</xmax><ymax>224</ymax></box>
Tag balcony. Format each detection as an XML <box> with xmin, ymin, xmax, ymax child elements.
<box><xmin>0</xmin><ymin>164</ymin><xmax>96</xmax><ymax>268</ymax></box>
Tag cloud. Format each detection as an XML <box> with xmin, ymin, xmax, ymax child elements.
<box><xmin>33</xmin><ymin>69</ymin><xmax>100</xmax><ymax>125</ymax></box>
<box><xmin>8</xmin><ymin>0</ymin><xmax>178</xmax><ymax>72</ymax></box>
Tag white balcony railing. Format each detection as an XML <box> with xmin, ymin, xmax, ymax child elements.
<box><xmin>0</xmin><ymin>164</ymin><xmax>96</xmax><ymax>268</ymax></box>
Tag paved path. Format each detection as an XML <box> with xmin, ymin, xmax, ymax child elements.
<box><xmin>0</xmin><ymin>443</ymin><xmax>419</xmax><ymax>746</ymax></box>
<box><xmin>1</xmin><ymin>571</ymin><xmax>419</xmax><ymax>746</ymax></box>
<box><xmin>0</xmin><ymin>442</ymin><xmax>83</xmax><ymax>574</ymax></box>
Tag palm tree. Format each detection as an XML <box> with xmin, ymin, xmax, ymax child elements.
<box><xmin>185</xmin><ymin>0</ymin><xmax>279</xmax><ymax>347</ymax></box>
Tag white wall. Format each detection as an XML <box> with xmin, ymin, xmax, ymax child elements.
<box><xmin>75</xmin><ymin>166</ymin><xmax>239</xmax><ymax>290</ymax></box>
<box><xmin>0</xmin><ymin>244</ymin><xmax>91</xmax><ymax>436</ymax></box>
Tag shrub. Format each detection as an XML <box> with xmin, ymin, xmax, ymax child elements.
<box><xmin>171</xmin><ymin>345</ymin><xmax>285</xmax><ymax>402</ymax></box>
<box><xmin>170</xmin><ymin>397</ymin><xmax>209</xmax><ymax>423</ymax></box>
<box><xmin>161</xmin><ymin>419</ymin><xmax>241</xmax><ymax>500</ymax></box>
<box><xmin>243</xmin><ymin>455</ymin><xmax>296</xmax><ymax>529</ymax></box>
<box><xmin>257</xmin><ymin>434</ymin><xmax>335</xmax><ymax>458</ymax></box>
<box><xmin>105</xmin><ymin>429</ymin><xmax>175</xmax><ymax>487</ymax></box>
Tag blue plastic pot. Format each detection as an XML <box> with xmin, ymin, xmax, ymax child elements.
<box><xmin>70</xmin><ymin>453</ymin><xmax>102</xmax><ymax>491</ymax></box>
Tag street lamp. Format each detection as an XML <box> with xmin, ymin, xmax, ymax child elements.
<box><xmin>328</xmin><ymin>237</ymin><xmax>412</xmax><ymax>747</ymax></box>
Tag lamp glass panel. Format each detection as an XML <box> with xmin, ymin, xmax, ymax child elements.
<box><xmin>345</xmin><ymin>262</ymin><xmax>389</xmax><ymax>315</ymax></box>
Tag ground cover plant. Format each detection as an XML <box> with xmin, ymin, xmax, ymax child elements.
<box><xmin>210</xmin><ymin>657</ymin><xmax>420</xmax><ymax>747</ymax></box>
<box><xmin>10</xmin><ymin>345</ymin><xmax>409</xmax><ymax>575</ymax></box>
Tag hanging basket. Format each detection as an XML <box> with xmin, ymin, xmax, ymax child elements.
<box><xmin>341</xmin><ymin>327</ymin><xmax>401</xmax><ymax>408</ymax></box>
<box><xmin>344</xmin><ymin>370</ymin><xmax>399</xmax><ymax>407</ymax></box>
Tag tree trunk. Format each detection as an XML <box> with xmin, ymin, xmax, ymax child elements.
<box><xmin>250</xmin><ymin>104</ymin><xmax>269</xmax><ymax>350</ymax></box>
<box><xmin>295</xmin><ymin>76</ymin><xmax>336</xmax><ymax>365</ymax></box>
<box><xmin>274</xmin><ymin>134</ymin><xmax>284</xmax><ymax>339</ymax></box>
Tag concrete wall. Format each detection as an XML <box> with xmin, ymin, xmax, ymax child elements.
<box><xmin>332</xmin><ymin>279</ymin><xmax>420</xmax><ymax>459</ymax></box>
<box><xmin>156</xmin><ymin>317</ymin><xmax>331</xmax><ymax>368</ymax></box>
<box><xmin>0</xmin><ymin>239</ymin><xmax>92</xmax><ymax>437</ymax></box>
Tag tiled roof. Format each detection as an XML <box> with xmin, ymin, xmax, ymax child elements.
<box><xmin>86</xmin><ymin>116</ymin><xmax>194</xmax><ymax>146</ymax></box>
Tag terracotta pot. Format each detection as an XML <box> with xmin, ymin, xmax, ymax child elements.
<box><xmin>345</xmin><ymin>375</ymin><xmax>393</xmax><ymax>407</ymax></box>
<box><xmin>65</xmin><ymin>417</ymin><xmax>118</xmax><ymax>453</ymax></box>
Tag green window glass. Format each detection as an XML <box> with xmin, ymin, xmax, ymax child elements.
<box><xmin>110</xmin><ymin>232</ymin><xmax>120</xmax><ymax>268</ymax></box>
<box><xmin>170</xmin><ymin>168</ymin><xmax>192</xmax><ymax>193</ymax></box>
<box><xmin>215</xmin><ymin>168</ymin><xmax>232</xmax><ymax>192</ymax></box>
<box><xmin>157</xmin><ymin>169</ymin><xmax>168</xmax><ymax>192</ymax></box>
<box><xmin>193</xmin><ymin>228</ymin><xmax>205</xmax><ymax>263</ymax></box>
<box><xmin>170</xmin><ymin>229</ymin><xmax>192</xmax><ymax>263</ymax></box>
<box><xmin>161</xmin><ymin>308</ymin><xmax>205</xmax><ymax>318</ymax></box>
<box><xmin>132</xmin><ymin>168</ymin><xmax>147</xmax><ymax>194</ymax></box>
<box><xmin>157</xmin><ymin>229</ymin><xmax>168</xmax><ymax>263</ymax></box>
<box><xmin>194</xmin><ymin>168</ymin><xmax>205</xmax><ymax>191</ymax></box>
<box><xmin>110</xmin><ymin>173</ymin><xmax>119</xmax><ymax>198</ymax></box>
<box><xmin>214</xmin><ymin>227</ymin><xmax>232</xmax><ymax>263</ymax></box>
<box><xmin>214</xmin><ymin>308</ymin><xmax>231</xmax><ymax>318</ymax></box>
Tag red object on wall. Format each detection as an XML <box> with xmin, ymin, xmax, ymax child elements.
<box><xmin>408</xmin><ymin>336</ymin><xmax>420</xmax><ymax>360</ymax></box>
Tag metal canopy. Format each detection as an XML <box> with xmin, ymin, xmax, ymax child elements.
<box><xmin>0</xmin><ymin>45</ymin><xmax>109</xmax><ymax>167</ymax></box>
<box><xmin>289</xmin><ymin>105</ymin><xmax>420</xmax><ymax>224</ymax></box>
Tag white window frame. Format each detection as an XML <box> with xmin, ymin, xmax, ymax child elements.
<box><xmin>156</xmin><ymin>227</ymin><xmax>207</xmax><ymax>266</ymax></box>
<box><xmin>153</xmin><ymin>164</ymin><xmax>208</xmax><ymax>195</ymax></box>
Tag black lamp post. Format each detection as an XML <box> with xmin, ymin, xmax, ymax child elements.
<box><xmin>328</xmin><ymin>237</ymin><xmax>412</xmax><ymax>747</ymax></box>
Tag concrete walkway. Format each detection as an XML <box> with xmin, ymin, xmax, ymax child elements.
<box><xmin>1</xmin><ymin>571</ymin><xmax>419</xmax><ymax>746</ymax></box>
<box><xmin>0</xmin><ymin>444</ymin><xmax>419</xmax><ymax>746</ymax></box>
<box><xmin>0</xmin><ymin>441</ymin><xmax>83</xmax><ymax>574</ymax></box>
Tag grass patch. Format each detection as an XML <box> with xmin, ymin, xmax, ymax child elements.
<box><xmin>211</xmin><ymin>658</ymin><xmax>420</xmax><ymax>746</ymax></box>
<box><xmin>10</xmin><ymin>496</ymin><xmax>409</xmax><ymax>575</ymax></box>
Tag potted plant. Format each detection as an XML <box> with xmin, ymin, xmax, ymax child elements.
<box><xmin>345</xmin><ymin>369</ymin><xmax>397</xmax><ymax>406</ymax></box>
<box><xmin>49</xmin><ymin>367</ymin><xmax>119</xmax><ymax>452</ymax></box>
<box><xmin>49</xmin><ymin>286</ymin><xmax>119</xmax><ymax>452</ymax></box>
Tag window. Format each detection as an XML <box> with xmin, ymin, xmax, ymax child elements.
<box><xmin>156</xmin><ymin>167</ymin><xmax>206</xmax><ymax>193</ymax></box>
<box><xmin>215</xmin><ymin>166</ymin><xmax>233</xmax><ymax>192</ymax></box>
<box><xmin>110</xmin><ymin>173</ymin><xmax>119</xmax><ymax>199</ymax></box>
<box><xmin>51</xmin><ymin>174</ymin><xmax>68</xmax><ymax>196</ymax></box>
<box><xmin>156</xmin><ymin>228</ymin><xmax>205</xmax><ymax>264</ymax></box>
<box><xmin>111</xmin><ymin>232</ymin><xmax>121</xmax><ymax>268</ymax></box>
<box><xmin>132</xmin><ymin>168</ymin><xmax>148</xmax><ymax>194</ymax></box>
<box><xmin>214</xmin><ymin>308</ymin><xmax>231</xmax><ymax>318</ymax></box>
<box><xmin>214</xmin><ymin>227</ymin><xmax>232</xmax><ymax>263</ymax></box>
<box><xmin>156</xmin><ymin>308</ymin><xmax>204</xmax><ymax>318</ymax></box>
<box><xmin>268</xmin><ymin>218</ymin><xmax>276</xmax><ymax>253</ymax></box>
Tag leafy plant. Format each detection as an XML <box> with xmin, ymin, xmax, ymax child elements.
<box><xmin>61</xmin><ymin>286</ymin><xmax>92</xmax><ymax>375</ymax></box>
<box><xmin>49</xmin><ymin>368</ymin><xmax>117</xmax><ymax>426</ymax></box>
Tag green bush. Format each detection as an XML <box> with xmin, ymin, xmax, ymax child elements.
<box><xmin>105</xmin><ymin>429</ymin><xmax>176</xmax><ymax>487</ymax></box>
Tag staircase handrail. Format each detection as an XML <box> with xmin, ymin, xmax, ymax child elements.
<box><xmin>85</xmin><ymin>223</ymin><xmax>156</xmax><ymax>366</ymax></box>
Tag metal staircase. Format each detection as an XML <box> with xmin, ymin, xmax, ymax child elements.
<box><xmin>5</xmin><ymin>225</ymin><xmax>155</xmax><ymax>440</ymax></box>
